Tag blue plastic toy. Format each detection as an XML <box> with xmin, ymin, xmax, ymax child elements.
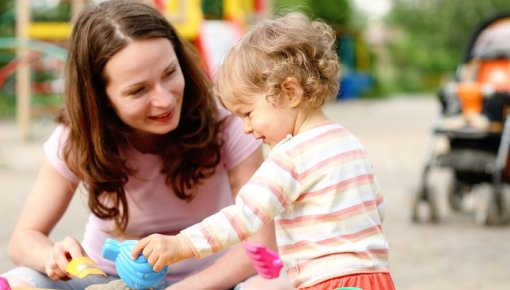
<box><xmin>102</xmin><ymin>238</ymin><xmax>168</xmax><ymax>290</ymax></box>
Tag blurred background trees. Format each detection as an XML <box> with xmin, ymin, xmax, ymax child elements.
<box><xmin>386</xmin><ymin>0</ymin><xmax>510</xmax><ymax>93</ymax></box>
<box><xmin>274</xmin><ymin>0</ymin><xmax>352</xmax><ymax>25</ymax></box>
<box><xmin>2</xmin><ymin>0</ymin><xmax>510</xmax><ymax>121</ymax></box>
<box><xmin>274</xmin><ymin>0</ymin><xmax>510</xmax><ymax>95</ymax></box>
<box><xmin>0</xmin><ymin>0</ymin><xmax>15</xmax><ymax>37</ymax></box>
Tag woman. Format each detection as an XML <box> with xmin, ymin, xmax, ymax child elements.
<box><xmin>1</xmin><ymin>1</ymin><xmax>294</xmax><ymax>289</ymax></box>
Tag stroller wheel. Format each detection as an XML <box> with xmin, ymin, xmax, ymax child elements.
<box><xmin>473</xmin><ymin>185</ymin><xmax>498</xmax><ymax>225</ymax></box>
<box><xmin>449</xmin><ymin>194</ymin><xmax>463</xmax><ymax>211</ymax></box>
<box><xmin>448</xmin><ymin>180</ymin><xmax>469</xmax><ymax>211</ymax></box>
<box><xmin>412</xmin><ymin>186</ymin><xmax>439</xmax><ymax>223</ymax></box>
<box><xmin>498</xmin><ymin>187</ymin><xmax>510</xmax><ymax>224</ymax></box>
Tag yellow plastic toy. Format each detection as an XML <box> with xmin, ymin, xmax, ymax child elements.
<box><xmin>65</xmin><ymin>256</ymin><xmax>107</xmax><ymax>279</ymax></box>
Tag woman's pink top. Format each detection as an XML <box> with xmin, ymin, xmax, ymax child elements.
<box><xmin>43</xmin><ymin>108</ymin><xmax>261</xmax><ymax>283</ymax></box>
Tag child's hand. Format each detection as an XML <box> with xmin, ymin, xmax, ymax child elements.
<box><xmin>131</xmin><ymin>234</ymin><xmax>194</xmax><ymax>272</ymax></box>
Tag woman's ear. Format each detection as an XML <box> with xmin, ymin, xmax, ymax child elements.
<box><xmin>281</xmin><ymin>77</ymin><xmax>303</xmax><ymax>107</ymax></box>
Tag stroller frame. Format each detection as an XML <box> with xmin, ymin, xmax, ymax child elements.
<box><xmin>413</xmin><ymin>104</ymin><xmax>510</xmax><ymax>225</ymax></box>
<box><xmin>412</xmin><ymin>13</ymin><xmax>510</xmax><ymax>225</ymax></box>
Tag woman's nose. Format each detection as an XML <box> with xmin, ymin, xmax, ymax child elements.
<box><xmin>151</xmin><ymin>82</ymin><xmax>173</xmax><ymax>106</ymax></box>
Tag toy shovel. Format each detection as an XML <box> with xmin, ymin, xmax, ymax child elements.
<box><xmin>242</xmin><ymin>241</ymin><xmax>282</xmax><ymax>279</ymax></box>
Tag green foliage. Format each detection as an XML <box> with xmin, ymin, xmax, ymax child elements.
<box><xmin>202</xmin><ymin>0</ymin><xmax>223</xmax><ymax>19</ymax></box>
<box><xmin>387</xmin><ymin>0</ymin><xmax>510</xmax><ymax>92</ymax></box>
<box><xmin>0</xmin><ymin>0</ymin><xmax>14</xmax><ymax>37</ymax></box>
<box><xmin>309</xmin><ymin>1</ymin><xmax>350</xmax><ymax>25</ymax></box>
<box><xmin>31</xmin><ymin>2</ymin><xmax>71</xmax><ymax>22</ymax></box>
<box><xmin>273</xmin><ymin>0</ymin><xmax>351</xmax><ymax>25</ymax></box>
<box><xmin>273</xmin><ymin>0</ymin><xmax>307</xmax><ymax>12</ymax></box>
<box><xmin>0</xmin><ymin>91</ymin><xmax>15</xmax><ymax>119</ymax></box>
<box><xmin>0</xmin><ymin>0</ymin><xmax>15</xmax><ymax>119</ymax></box>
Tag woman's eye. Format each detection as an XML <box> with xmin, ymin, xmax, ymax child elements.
<box><xmin>129</xmin><ymin>87</ymin><xmax>146</xmax><ymax>96</ymax></box>
<box><xmin>164</xmin><ymin>68</ymin><xmax>176</xmax><ymax>78</ymax></box>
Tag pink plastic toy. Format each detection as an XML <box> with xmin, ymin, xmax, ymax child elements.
<box><xmin>0</xmin><ymin>276</ymin><xmax>11</xmax><ymax>290</ymax></box>
<box><xmin>242</xmin><ymin>241</ymin><xmax>282</xmax><ymax>279</ymax></box>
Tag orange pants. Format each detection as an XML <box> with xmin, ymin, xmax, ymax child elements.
<box><xmin>300</xmin><ymin>273</ymin><xmax>395</xmax><ymax>290</ymax></box>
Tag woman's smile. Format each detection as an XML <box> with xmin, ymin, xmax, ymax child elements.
<box><xmin>149</xmin><ymin>109</ymin><xmax>174</xmax><ymax>123</ymax></box>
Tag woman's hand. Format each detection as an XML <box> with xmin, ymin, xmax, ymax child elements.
<box><xmin>45</xmin><ymin>237</ymin><xmax>87</xmax><ymax>280</ymax></box>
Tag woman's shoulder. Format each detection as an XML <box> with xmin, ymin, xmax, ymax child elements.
<box><xmin>45</xmin><ymin>123</ymin><xmax>70</xmax><ymax>147</ymax></box>
<box><xmin>216</xmin><ymin>105</ymin><xmax>232</xmax><ymax>121</ymax></box>
<box><xmin>215</xmin><ymin>106</ymin><xmax>262</xmax><ymax>169</ymax></box>
<box><xmin>43</xmin><ymin>123</ymin><xmax>79</xmax><ymax>183</ymax></box>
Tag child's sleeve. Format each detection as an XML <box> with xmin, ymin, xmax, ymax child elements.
<box><xmin>180</xmin><ymin>151</ymin><xmax>298</xmax><ymax>258</ymax></box>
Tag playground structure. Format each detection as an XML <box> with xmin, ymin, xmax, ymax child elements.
<box><xmin>4</xmin><ymin>0</ymin><xmax>76</xmax><ymax>140</ymax></box>
<box><xmin>336</xmin><ymin>28</ymin><xmax>373</xmax><ymax>100</ymax></box>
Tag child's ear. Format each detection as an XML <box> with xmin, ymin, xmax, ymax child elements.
<box><xmin>281</xmin><ymin>77</ymin><xmax>303</xmax><ymax>107</ymax></box>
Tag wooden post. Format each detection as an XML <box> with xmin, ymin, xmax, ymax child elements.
<box><xmin>15</xmin><ymin>0</ymin><xmax>31</xmax><ymax>140</ymax></box>
<box><xmin>71</xmin><ymin>0</ymin><xmax>86</xmax><ymax>23</ymax></box>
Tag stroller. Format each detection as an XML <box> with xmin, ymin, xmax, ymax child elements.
<box><xmin>412</xmin><ymin>12</ymin><xmax>510</xmax><ymax>225</ymax></box>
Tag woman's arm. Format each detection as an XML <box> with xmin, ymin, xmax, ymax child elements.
<box><xmin>8</xmin><ymin>156</ymin><xmax>83</xmax><ymax>280</ymax></box>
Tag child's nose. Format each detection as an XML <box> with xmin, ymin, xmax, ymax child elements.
<box><xmin>243</xmin><ymin>119</ymin><xmax>253</xmax><ymax>134</ymax></box>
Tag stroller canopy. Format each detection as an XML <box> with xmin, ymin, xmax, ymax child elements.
<box><xmin>465</xmin><ymin>13</ymin><xmax>510</xmax><ymax>62</ymax></box>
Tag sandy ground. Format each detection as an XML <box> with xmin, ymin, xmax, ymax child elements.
<box><xmin>1</xmin><ymin>95</ymin><xmax>510</xmax><ymax>290</ymax></box>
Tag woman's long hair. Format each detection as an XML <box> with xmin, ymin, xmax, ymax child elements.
<box><xmin>59</xmin><ymin>0</ymin><xmax>222</xmax><ymax>233</ymax></box>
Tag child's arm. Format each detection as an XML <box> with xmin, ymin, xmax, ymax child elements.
<box><xmin>131</xmin><ymin>233</ymin><xmax>194</xmax><ymax>272</ymax></box>
<box><xmin>133</xmin><ymin>153</ymin><xmax>297</xmax><ymax>270</ymax></box>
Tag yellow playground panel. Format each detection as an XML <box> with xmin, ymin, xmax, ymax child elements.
<box><xmin>27</xmin><ymin>0</ymin><xmax>257</xmax><ymax>41</ymax></box>
<box><xmin>164</xmin><ymin>0</ymin><xmax>203</xmax><ymax>40</ymax></box>
<box><xmin>28</xmin><ymin>22</ymin><xmax>71</xmax><ymax>40</ymax></box>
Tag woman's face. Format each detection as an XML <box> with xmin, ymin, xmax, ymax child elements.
<box><xmin>104</xmin><ymin>38</ymin><xmax>185</xmax><ymax>136</ymax></box>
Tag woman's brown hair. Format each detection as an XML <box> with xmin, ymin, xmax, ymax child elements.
<box><xmin>59</xmin><ymin>0</ymin><xmax>222</xmax><ymax>233</ymax></box>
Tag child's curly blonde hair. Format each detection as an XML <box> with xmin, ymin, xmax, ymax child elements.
<box><xmin>216</xmin><ymin>11</ymin><xmax>340</xmax><ymax>108</ymax></box>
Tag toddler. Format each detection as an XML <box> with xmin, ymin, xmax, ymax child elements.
<box><xmin>132</xmin><ymin>11</ymin><xmax>395</xmax><ymax>290</ymax></box>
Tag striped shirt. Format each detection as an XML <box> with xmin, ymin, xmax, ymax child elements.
<box><xmin>182</xmin><ymin>122</ymin><xmax>390</xmax><ymax>288</ymax></box>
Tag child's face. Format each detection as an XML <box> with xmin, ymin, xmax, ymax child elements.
<box><xmin>222</xmin><ymin>93</ymin><xmax>298</xmax><ymax>148</ymax></box>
